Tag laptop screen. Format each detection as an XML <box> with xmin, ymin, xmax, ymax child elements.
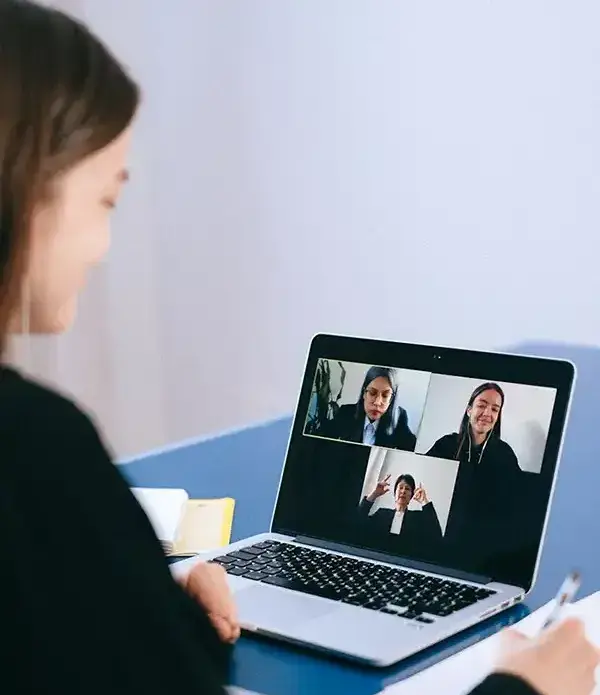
<box><xmin>272</xmin><ymin>335</ymin><xmax>574</xmax><ymax>591</ymax></box>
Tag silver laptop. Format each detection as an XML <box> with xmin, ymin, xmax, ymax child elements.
<box><xmin>180</xmin><ymin>335</ymin><xmax>575</xmax><ymax>666</ymax></box>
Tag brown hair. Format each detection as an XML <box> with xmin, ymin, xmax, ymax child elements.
<box><xmin>454</xmin><ymin>382</ymin><xmax>505</xmax><ymax>459</ymax></box>
<box><xmin>0</xmin><ymin>0</ymin><xmax>140</xmax><ymax>355</ymax></box>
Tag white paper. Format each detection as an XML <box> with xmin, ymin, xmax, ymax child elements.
<box><xmin>131</xmin><ymin>487</ymin><xmax>188</xmax><ymax>543</ymax></box>
<box><xmin>384</xmin><ymin>592</ymin><xmax>600</xmax><ymax>695</ymax></box>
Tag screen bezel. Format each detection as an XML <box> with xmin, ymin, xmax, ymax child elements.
<box><xmin>271</xmin><ymin>333</ymin><xmax>575</xmax><ymax>589</ymax></box>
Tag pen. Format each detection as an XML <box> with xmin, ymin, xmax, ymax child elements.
<box><xmin>541</xmin><ymin>570</ymin><xmax>581</xmax><ymax>631</ymax></box>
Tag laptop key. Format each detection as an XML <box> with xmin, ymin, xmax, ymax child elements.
<box><xmin>259</xmin><ymin>565</ymin><xmax>279</xmax><ymax>575</ymax></box>
<box><xmin>475</xmin><ymin>588</ymin><xmax>494</xmax><ymax>599</ymax></box>
<box><xmin>261</xmin><ymin>576</ymin><xmax>297</xmax><ymax>589</ymax></box>
<box><xmin>242</xmin><ymin>547</ymin><xmax>265</xmax><ymax>556</ymax></box>
<box><xmin>227</xmin><ymin>567</ymin><xmax>249</xmax><ymax>577</ymax></box>
<box><xmin>341</xmin><ymin>598</ymin><xmax>361</xmax><ymax>606</ymax></box>
<box><xmin>245</xmin><ymin>571</ymin><xmax>268</xmax><ymax>581</ymax></box>
<box><xmin>229</xmin><ymin>551</ymin><xmax>256</xmax><ymax>562</ymax></box>
<box><xmin>402</xmin><ymin>611</ymin><xmax>419</xmax><ymax>620</ymax></box>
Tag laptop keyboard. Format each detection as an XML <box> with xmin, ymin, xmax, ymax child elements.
<box><xmin>210</xmin><ymin>540</ymin><xmax>496</xmax><ymax>623</ymax></box>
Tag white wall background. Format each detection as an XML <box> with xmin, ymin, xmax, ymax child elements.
<box><xmin>21</xmin><ymin>0</ymin><xmax>600</xmax><ymax>458</ymax></box>
<box><xmin>360</xmin><ymin>448</ymin><xmax>459</xmax><ymax>533</ymax></box>
<box><xmin>309</xmin><ymin>360</ymin><xmax>430</xmax><ymax>435</ymax></box>
<box><xmin>415</xmin><ymin>376</ymin><xmax>556</xmax><ymax>473</ymax></box>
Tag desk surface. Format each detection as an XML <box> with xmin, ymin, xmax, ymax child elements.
<box><xmin>123</xmin><ymin>342</ymin><xmax>600</xmax><ymax>694</ymax></box>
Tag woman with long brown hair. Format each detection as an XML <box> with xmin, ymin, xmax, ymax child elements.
<box><xmin>426</xmin><ymin>382</ymin><xmax>519</xmax><ymax>467</ymax></box>
<box><xmin>0</xmin><ymin>2</ymin><xmax>596</xmax><ymax>694</ymax></box>
<box><xmin>425</xmin><ymin>382</ymin><xmax>530</xmax><ymax>574</ymax></box>
<box><xmin>0</xmin><ymin>2</ymin><xmax>237</xmax><ymax>693</ymax></box>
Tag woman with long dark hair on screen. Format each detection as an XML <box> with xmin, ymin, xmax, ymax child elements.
<box><xmin>426</xmin><ymin>382</ymin><xmax>519</xmax><ymax>469</ymax></box>
<box><xmin>322</xmin><ymin>366</ymin><xmax>417</xmax><ymax>451</ymax></box>
<box><xmin>0</xmin><ymin>3</ymin><xmax>596</xmax><ymax>695</ymax></box>
<box><xmin>425</xmin><ymin>383</ymin><xmax>545</xmax><ymax>585</ymax></box>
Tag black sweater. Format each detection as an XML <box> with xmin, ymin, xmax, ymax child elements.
<box><xmin>0</xmin><ymin>367</ymin><xmax>536</xmax><ymax>695</ymax></box>
<box><xmin>0</xmin><ymin>367</ymin><xmax>229</xmax><ymax>694</ymax></box>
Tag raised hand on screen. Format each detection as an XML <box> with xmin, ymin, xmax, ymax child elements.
<box><xmin>367</xmin><ymin>474</ymin><xmax>391</xmax><ymax>502</ymax></box>
<box><xmin>413</xmin><ymin>482</ymin><xmax>429</xmax><ymax>506</ymax></box>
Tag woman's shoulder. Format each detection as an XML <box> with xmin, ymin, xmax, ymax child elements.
<box><xmin>1</xmin><ymin>365</ymin><xmax>93</xmax><ymax>422</ymax></box>
<box><xmin>435</xmin><ymin>432</ymin><xmax>460</xmax><ymax>446</ymax></box>
<box><xmin>425</xmin><ymin>432</ymin><xmax>460</xmax><ymax>457</ymax></box>
<box><xmin>493</xmin><ymin>436</ymin><xmax>518</xmax><ymax>461</ymax></box>
<box><xmin>0</xmin><ymin>365</ymin><xmax>107</xmax><ymax>457</ymax></box>
<box><xmin>335</xmin><ymin>403</ymin><xmax>356</xmax><ymax>420</ymax></box>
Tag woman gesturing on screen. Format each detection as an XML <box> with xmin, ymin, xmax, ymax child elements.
<box><xmin>358</xmin><ymin>474</ymin><xmax>442</xmax><ymax>555</ymax></box>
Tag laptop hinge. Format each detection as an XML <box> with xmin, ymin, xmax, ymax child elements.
<box><xmin>293</xmin><ymin>535</ymin><xmax>492</xmax><ymax>585</ymax></box>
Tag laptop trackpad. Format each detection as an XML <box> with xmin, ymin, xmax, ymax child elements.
<box><xmin>235</xmin><ymin>584</ymin><xmax>335</xmax><ymax>630</ymax></box>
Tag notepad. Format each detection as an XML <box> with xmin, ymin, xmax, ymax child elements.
<box><xmin>382</xmin><ymin>591</ymin><xmax>600</xmax><ymax>695</ymax></box>
<box><xmin>175</xmin><ymin>497</ymin><xmax>236</xmax><ymax>553</ymax></box>
<box><xmin>132</xmin><ymin>487</ymin><xmax>235</xmax><ymax>554</ymax></box>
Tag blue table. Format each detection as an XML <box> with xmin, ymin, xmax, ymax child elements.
<box><xmin>122</xmin><ymin>343</ymin><xmax>600</xmax><ymax>694</ymax></box>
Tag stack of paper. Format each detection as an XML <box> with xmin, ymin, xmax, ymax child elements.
<box><xmin>132</xmin><ymin>487</ymin><xmax>235</xmax><ymax>554</ymax></box>
<box><xmin>132</xmin><ymin>487</ymin><xmax>189</xmax><ymax>554</ymax></box>
<box><xmin>382</xmin><ymin>591</ymin><xmax>600</xmax><ymax>695</ymax></box>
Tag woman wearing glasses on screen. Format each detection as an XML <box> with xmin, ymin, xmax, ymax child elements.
<box><xmin>322</xmin><ymin>366</ymin><xmax>417</xmax><ymax>451</ymax></box>
<box><xmin>0</xmin><ymin>3</ymin><xmax>596</xmax><ymax>695</ymax></box>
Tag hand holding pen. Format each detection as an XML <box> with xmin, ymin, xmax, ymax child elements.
<box><xmin>541</xmin><ymin>570</ymin><xmax>580</xmax><ymax>631</ymax></box>
<box><xmin>495</xmin><ymin>570</ymin><xmax>599</xmax><ymax>695</ymax></box>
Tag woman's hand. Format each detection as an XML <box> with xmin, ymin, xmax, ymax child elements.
<box><xmin>496</xmin><ymin>618</ymin><xmax>599</xmax><ymax>695</ymax></box>
<box><xmin>182</xmin><ymin>562</ymin><xmax>240</xmax><ymax>644</ymax></box>
<box><xmin>367</xmin><ymin>473</ymin><xmax>391</xmax><ymax>502</ymax></box>
<box><xmin>413</xmin><ymin>482</ymin><xmax>429</xmax><ymax>505</ymax></box>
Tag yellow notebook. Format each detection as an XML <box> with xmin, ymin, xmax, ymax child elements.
<box><xmin>172</xmin><ymin>497</ymin><xmax>235</xmax><ymax>554</ymax></box>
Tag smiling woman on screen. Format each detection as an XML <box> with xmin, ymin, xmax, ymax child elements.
<box><xmin>0</xmin><ymin>2</ymin><xmax>596</xmax><ymax>695</ymax></box>
<box><xmin>426</xmin><ymin>382</ymin><xmax>519</xmax><ymax>469</ymax></box>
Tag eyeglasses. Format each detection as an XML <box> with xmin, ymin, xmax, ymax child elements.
<box><xmin>365</xmin><ymin>387</ymin><xmax>393</xmax><ymax>403</ymax></box>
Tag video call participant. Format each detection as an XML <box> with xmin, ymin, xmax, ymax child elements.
<box><xmin>425</xmin><ymin>382</ymin><xmax>519</xmax><ymax>468</ymax></box>
<box><xmin>425</xmin><ymin>383</ymin><xmax>542</xmax><ymax>575</ymax></box>
<box><xmin>358</xmin><ymin>474</ymin><xmax>442</xmax><ymax>555</ymax></box>
<box><xmin>322</xmin><ymin>366</ymin><xmax>416</xmax><ymax>451</ymax></box>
